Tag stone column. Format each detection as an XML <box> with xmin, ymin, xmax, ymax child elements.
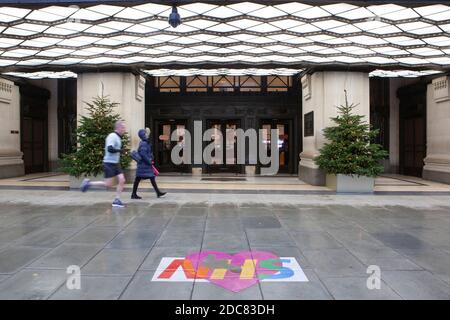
<box><xmin>299</xmin><ymin>71</ymin><xmax>370</xmax><ymax>186</ymax></box>
<box><xmin>77</xmin><ymin>72</ymin><xmax>145</xmax><ymax>177</ymax></box>
<box><xmin>423</xmin><ymin>76</ymin><xmax>450</xmax><ymax>184</ymax></box>
<box><xmin>0</xmin><ymin>77</ymin><xmax>24</xmax><ymax>178</ymax></box>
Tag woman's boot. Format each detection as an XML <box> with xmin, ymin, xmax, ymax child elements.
<box><xmin>150</xmin><ymin>177</ymin><xmax>166</xmax><ymax>198</ymax></box>
<box><xmin>131</xmin><ymin>177</ymin><xmax>142</xmax><ymax>199</ymax></box>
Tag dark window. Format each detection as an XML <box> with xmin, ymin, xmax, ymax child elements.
<box><xmin>304</xmin><ymin>111</ymin><xmax>314</xmax><ymax>137</ymax></box>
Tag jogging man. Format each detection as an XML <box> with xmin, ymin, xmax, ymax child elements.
<box><xmin>80</xmin><ymin>120</ymin><xmax>127</xmax><ymax>208</ymax></box>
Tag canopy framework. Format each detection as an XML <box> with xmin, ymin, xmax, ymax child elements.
<box><xmin>0</xmin><ymin>1</ymin><xmax>449</xmax><ymax>73</ymax></box>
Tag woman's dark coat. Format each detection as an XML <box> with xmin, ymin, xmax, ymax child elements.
<box><xmin>136</xmin><ymin>129</ymin><xmax>154</xmax><ymax>178</ymax></box>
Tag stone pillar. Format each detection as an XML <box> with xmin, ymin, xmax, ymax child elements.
<box><xmin>77</xmin><ymin>72</ymin><xmax>145</xmax><ymax>177</ymax></box>
<box><xmin>299</xmin><ymin>71</ymin><xmax>370</xmax><ymax>185</ymax></box>
<box><xmin>0</xmin><ymin>77</ymin><xmax>24</xmax><ymax>178</ymax></box>
<box><xmin>423</xmin><ymin>76</ymin><xmax>450</xmax><ymax>184</ymax></box>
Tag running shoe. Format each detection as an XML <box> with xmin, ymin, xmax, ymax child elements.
<box><xmin>157</xmin><ymin>192</ymin><xmax>167</xmax><ymax>198</ymax></box>
<box><xmin>80</xmin><ymin>178</ymin><xmax>91</xmax><ymax>192</ymax></box>
<box><xmin>112</xmin><ymin>198</ymin><xmax>125</xmax><ymax>208</ymax></box>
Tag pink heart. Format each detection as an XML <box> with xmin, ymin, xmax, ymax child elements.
<box><xmin>186</xmin><ymin>250</ymin><xmax>280</xmax><ymax>292</ymax></box>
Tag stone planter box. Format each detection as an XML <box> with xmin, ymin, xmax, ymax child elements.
<box><xmin>326</xmin><ymin>174</ymin><xmax>375</xmax><ymax>193</ymax></box>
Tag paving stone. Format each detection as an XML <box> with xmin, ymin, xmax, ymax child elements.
<box><xmin>260</xmin><ymin>269</ymin><xmax>332</xmax><ymax>300</ymax></box>
<box><xmin>165</xmin><ymin>217</ymin><xmax>205</xmax><ymax>231</ymax></box>
<box><xmin>0</xmin><ymin>246</ymin><xmax>48</xmax><ymax>273</ymax></box>
<box><xmin>156</xmin><ymin>230</ymin><xmax>203</xmax><ymax>247</ymax></box>
<box><xmin>245</xmin><ymin>228</ymin><xmax>294</xmax><ymax>247</ymax></box>
<box><xmin>202</xmin><ymin>232</ymin><xmax>249</xmax><ymax>252</ymax></box>
<box><xmin>205</xmin><ymin>218</ymin><xmax>244</xmax><ymax>234</ymax></box>
<box><xmin>370</xmin><ymin>232</ymin><xmax>434</xmax><ymax>250</ymax></box>
<box><xmin>177</xmin><ymin>207</ymin><xmax>208</xmax><ymax>217</ymax></box>
<box><xmin>50</xmin><ymin>276</ymin><xmax>131</xmax><ymax>300</ymax></box>
<box><xmin>16</xmin><ymin>228</ymin><xmax>79</xmax><ymax>248</ymax></box>
<box><xmin>123</xmin><ymin>216</ymin><xmax>170</xmax><ymax>230</ymax></box>
<box><xmin>382</xmin><ymin>271</ymin><xmax>450</xmax><ymax>300</ymax></box>
<box><xmin>302</xmin><ymin>248</ymin><xmax>367</xmax><ymax>278</ymax></box>
<box><xmin>208</xmin><ymin>207</ymin><xmax>240</xmax><ymax>218</ymax></box>
<box><xmin>0</xmin><ymin>269</ymin><xmax>67</xmax><ymax>299</ymax></box>
<box><xmin>192</xmin><ymin>281</ymin><xmax>262</xmax><ymax>300</ymax></box>
<box><xmin>321</xmin><ymin>277</ymin><xmax>402</xmax><ymax>300</ymax></box>
<box><xmin>106</xmin><ymin>230</ymin><xmax>160</xmax><ymax>249</ymax></box>
<box><xmin>15</xmin><ymin>214</ymin><xmax>69</xmax><ymax>228</ymax></box>
<box><xmin>82</xmin><ymin>248</ymin><xmax>148</xmax><ymax>275</ymax></box>
<box><xmin>46</xmin><ymin>215</ymin><xmax>99</xmax><ymax>228</ymax></box>
<box><xmin>399</xmin><ymin>248</ymin><xmax>450</xmax><ymax>275</ymax></box>
<box><xmin>289</xmin><ymin>231</ymin><xmax>343</xmax><ymax>250</ymax></box>
<box><xmin>140</xmin><ymin>246</ymin><xmax>201</xmax><ymax>271</ymax></box>
<box><xmin>250</xmin><ymin>245</ymin><xmax>311</xmax><ymax>269</ymax></box>
<box><xmin>120</xmin><ymin>271</ymin><xmax>193</xmax><ymax>299</ymax></box>
<box><xmin>28</xmin><ymin>244</ymin><xmax>102</xmax><ymax>269</ymax></box>
<box><xmin>242</xmin><ymin>216</ymin><xmax>281</xmax><ymax>229</ymax></box>
<box><xmin>360</xmin><ymin>257</ymin><xmax>422</xmax><ymax>271</ymax></box>
<box><xmin>0</xmin><ymin>226</ymin><xmax>41</xmax><ymax>243</ymax></box>
<box><xmin>239</xmin><ymin>207</ymin><xmax>274</xmax><ymax>218</ymax></box>
<box><xmin>65</xmin><ymin>227</ymin><xmax>121</xmax><ymax>245</ymax></box>
<box><xmin>93</xmin><ymin>214</ymin><xmax>136</xmax><ymax>227</ymax></box>
<box><xmin>277</xmin><ymin>216</ymin><xmax>325</xmax><ymax>232</ymax></box>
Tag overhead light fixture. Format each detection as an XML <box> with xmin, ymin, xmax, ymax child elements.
<box><xmin>168</xmin><ymin>5</ymin><xmax>181</xmax><ymax>28</ymax></box>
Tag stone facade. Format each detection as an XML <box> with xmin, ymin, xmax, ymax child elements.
<box><xmin>0</xmin><ymin>77</ymin><xmax>24</xmax><ymax>178</ymax></box>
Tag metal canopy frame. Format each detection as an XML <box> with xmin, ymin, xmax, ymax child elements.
<box><xmin>0</xmin><ymin>1</ymin><xmax>449</xmax><ymax>75</ymax></box>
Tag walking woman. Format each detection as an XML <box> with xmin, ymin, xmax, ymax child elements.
<box><xmin>131</xmin><ymin>128</ymin><xmax>166</xmax><ymax>199</ymax></box>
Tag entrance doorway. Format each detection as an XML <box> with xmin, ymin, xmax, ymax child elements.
<box><xmin>398</xmin><ymin>83</ymin><xmax>426</xmax><ymax>177</ymax></box>
<box><xmin>154</xmin><ymin>119</ymin><xmax>188</xmax><ymax>172</ymax></box>
<box><xmin>205</xmin><ymin>119</ymin><xmax>241</xmax><ymax>174</ymax></box>
<box><xmin>20</xmin><ymin>85</ymin><xmax>49</xmax><ymax>174</ymax></box>
<box><xmin>259</xmin><ymin>119</ymin><xmax>292</xmax><ymax>173</ymax></box>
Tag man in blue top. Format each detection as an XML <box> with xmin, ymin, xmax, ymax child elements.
<box><xmin>80</xmin><ymin>120</ymin><xmax>127</xmax><ymax>208</ymax></box>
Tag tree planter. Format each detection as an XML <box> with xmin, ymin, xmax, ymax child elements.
<box><xmin>62</xmin><ymin>95</ymin><xmax>131</xmax><ymax>189</ymax></box>
<box><xmin>326</xmin><ymin>174</ymin><xmax>374</xmax><ymax>193</ymax></box>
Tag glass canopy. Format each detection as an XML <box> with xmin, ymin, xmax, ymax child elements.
<box><xmin>0</xmin><ymin>1</ymin><xmax>449</xmax><ymax>72</ymax></box>
<box><xmin>2</xmin><ymin>69</ymin><xmax>443</xmax><ymax>79</ymax></box>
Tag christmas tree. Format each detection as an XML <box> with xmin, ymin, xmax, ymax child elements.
<box><xmin>315</xmin><ymin>92</ymin><xmax>388</xmax><ymax>177</ymax></box>
<box><xmin>61</xmin><ymin>95</ymin><xmax>131</xmax><ymax>178</ymax></box>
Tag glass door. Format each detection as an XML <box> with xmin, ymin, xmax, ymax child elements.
<box><xmin>154</xmin><ymin>120</ymin><xmax>188</xmax><ymax>172</ymax></box>
<box><xmin>259</xmin><ymin>119</ymin><xmax>291</xmax><ymax>173</ymax></box>
<box><xmin>205</xmin><ymin>119</ymin><xmax>241</xmax><ymax>174</ymax></box>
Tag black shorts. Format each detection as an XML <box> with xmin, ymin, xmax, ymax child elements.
<box><xmin>103</xmin><ymin>162</ymin><xmax>123</xmax><ymax>179</ymax></box>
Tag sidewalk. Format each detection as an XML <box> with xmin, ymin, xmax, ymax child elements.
<box><xmin>0</xmin><ymin>189</ymin><xmax>449</xmax><ymax>300</ymax></box>
<box><xmin>1</xmin><ymin>173</ymin><xmax>450</xmax><ymax>195</ymax></box>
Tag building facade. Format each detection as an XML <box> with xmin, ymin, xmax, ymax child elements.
<box><xmin>0</xmin><ymin>0</ymin><xmax>449</xmax><ymax>185</ymax></box>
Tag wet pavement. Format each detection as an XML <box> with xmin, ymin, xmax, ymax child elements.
<box><xmin>0</xmin><ymin>194</ymin><xmax>450</xmax><ymax>300</ymax></box>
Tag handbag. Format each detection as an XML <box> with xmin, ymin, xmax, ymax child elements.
<box><xmin>130</xmin><ymin>150</ymin><xmax>142</xmax><ymax>162</ymax></box>
<box><xmin>152</xmin><ymin>164</ymin><xmax>160</xmax><ymax>176</ymax></box>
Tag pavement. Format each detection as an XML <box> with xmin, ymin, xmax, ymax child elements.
<box><xmin>2</xmin><ymin>173</ymin><xmax>450</xmax><ymax>195</ymax></box>
<box><xmin>0</xmin><ymin>189</ymin><xmax>449</xmax><ymax>300</ymax></box>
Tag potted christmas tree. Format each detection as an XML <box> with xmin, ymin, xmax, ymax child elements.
<box><xmin>315</xmin><ymin>92</ymin><xmax>388</xmax><ymax>193</ymax></box>
<box><xmin>62</xmin><ymin>95</ymin><xmax>131</xmax><ymax>188</ymax></box>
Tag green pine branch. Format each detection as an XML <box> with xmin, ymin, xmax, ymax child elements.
<box><xmin>61</xmin><ymin>95</ymin><xmax>131</xmax><ymax>178</ymax></box>
<box><xmin>316</xmin><ymin>92</ymin><xmax>388</xmax><ymax>177</ymax></box>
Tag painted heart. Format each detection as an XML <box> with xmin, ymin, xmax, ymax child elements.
<box><xmin>186</xmin><ymin>250</ymin><xmax>280</xmax><ymax>292</ymax></box>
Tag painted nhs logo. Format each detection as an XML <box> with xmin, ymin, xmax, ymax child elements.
<box><xmin>151</xmin><ymin>250</ymin><xmax>308</xmax><ymax>292</ymax></box>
